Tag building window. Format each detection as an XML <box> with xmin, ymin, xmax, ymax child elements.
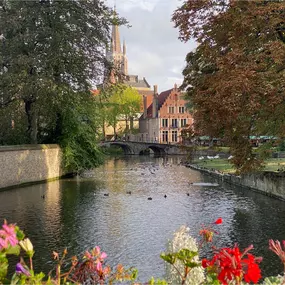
<box><xmin>172</xmin><ymin>131</ymin><xmax>178</xmax><ymax>142</ymax></box>
<box><xmin>172</xmin><ymin>118</ymin><xmax>178</xmax><ymax>128</ymax></box>
<box><xmin>179</xmin><ymin>106</ymin><xmax>185</xmax><ymax>113</ymax></box>
<box><xmin>162</xmin><ymin>131</ymin><xmax>168</xmax><ymax>142</ymax></box>
<box><xmin>169</xmin><ymin>106</ymin><xmax>174</xmax><ymax>114</ymax></box>
<box><xmin>162</xmin><ymin>118</ymin><xmax>168</xmax><ymax>127</ymax></box>
<box><xmin>181</xmin><ymin>118</ymin><xmax>187</xmax><ymax>127</ymax></box>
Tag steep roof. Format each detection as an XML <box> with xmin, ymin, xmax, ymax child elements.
<box><xmin>157</xmin><ymin>89</ymin><xmax>172</xmax><ymax>109</ymax></box>
<box><xmin>144</xmin><ymin>88</ymin><xmax>172</xmax><ymax>118</ymax></box>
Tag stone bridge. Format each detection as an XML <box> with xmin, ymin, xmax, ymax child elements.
<box><xmin>100</xmin><ymin>141</ymin><xmax>187</xmax><ymax>155</ymax></box>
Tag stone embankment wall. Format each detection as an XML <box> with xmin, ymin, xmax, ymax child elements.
<box><xmin>0</xmin><ymin>144</ymin><xmax>65</xmax><ymax>190</ymax></box>
<box><xmin>187</xmin><ymin>164</ymin><xmax>285</xmax><ymax>201</ymax></box>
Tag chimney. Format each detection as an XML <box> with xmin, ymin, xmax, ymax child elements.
<box><xmin>152</xmin><ymin>85</ymin><xmax>158</xmax><ymax>118</ymax></box>
<box><xmin>154</xmin><ymin>85</ymin><xmax>158</xmax><ymax>95</ymax></box>
<box><xmin>143</xmin><ymin>95</ymin><xmax>147</xmax><ymax>119</ymax></box>
<box><xmin>174</xmin><ymin>83</ymin><xmax>177</xmax><ymax>90</ymax></box>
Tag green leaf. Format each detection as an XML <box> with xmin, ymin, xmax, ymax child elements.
<box><xmin>176</xmin><ymin>248</ymin><xmax>198</xmax><ymax>262</ymax></box>
<box><xmin>130</xmin><ymin>268</ymin><xmax>138</xmax><ymax>280</ymax></box>
<box><xmin>262</xmin><ymin>276</ymin><xmax>283</xmax><ymax>285</ymax></box>
<box><xmin>0</xmin><ymin>261</ymin><xmax>8</xmax><ymax>281</ymax></box>
<box><xmin>15</xmin><ymin>227</ymin><xmax>25</xmax><ymax>241</ymax></box>
<box><xmin>11</xmin><ymin>273</ymin><xmax>20</xmax><ymax>285</ymax></box>
<box><xmin>148</xmin><ymin>277</ymin><xmax>169</xmax><ymax>285</ymax></box>
<box><xmin>205</xmin><ymin>272</ymin><xmax>220</xmax><ymax>285</ymax></box>
<box><xmin>184</xmin><ymin>261</ymin><xmax>201</xmax><ymax>268</ymax></box>
<box><xmin>6</xmin><ymin>245</ymin><xmax>21</xmax><ymax>255</ymax></box>
<box><xmin>160</xmin><ymin>253</ymin><xmax>176</xmax><ymax>265</ymax></box>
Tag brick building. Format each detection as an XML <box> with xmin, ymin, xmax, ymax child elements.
<box><xmin>139</xmin><ymin>84</ymin><xmax>193</xmax><ymax>144</ymax></box>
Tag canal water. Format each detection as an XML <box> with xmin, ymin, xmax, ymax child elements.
<box><xmin>1</xmin><ymin>156</ymin><xmax>285</xmax><ymax>282</ymax></box>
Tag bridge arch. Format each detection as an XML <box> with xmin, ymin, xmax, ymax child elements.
<box><xmin>139</xmin><ymin>146</ymin><xmax>166</xmax><ymax>156</ymax></box>
<box><xmin>107</xmin><ymin>142</ymin><xmax>133</xmax><ymax>155</ymax></box>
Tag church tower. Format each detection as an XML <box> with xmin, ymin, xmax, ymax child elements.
<box><xmin>107</xmin><ymin>9</ymin><xmax>128</xmax><ymax>83</ymax></box>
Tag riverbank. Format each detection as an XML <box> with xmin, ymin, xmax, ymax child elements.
<box><xmin>192</xmin><ymin>157</ymin><xmax>285</xmax><ymax>173</ymax></box>
<box><xmin>185</xmin><ymin>162</ymin><xmax>285</xmax><ymax>201</ymax></box>
<box><xmin>0</xmin><ymin>144</ymin><xmax>67</xmax><ymax>190</ymax></box>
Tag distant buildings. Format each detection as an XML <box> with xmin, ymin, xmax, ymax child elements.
<box><xmin>102</xmin><ymin>10</ymin><xmax>193</xmax><ymax>143</ymax></box>
<box><xmin>106</xmin><ymin>16</ymin><xmax>153</xmax><ymax>111</ymax></box>
<box><xmin>139</xmin><ymin>84</ymin><xmax>193</xmax><ymax>144</ymax></box>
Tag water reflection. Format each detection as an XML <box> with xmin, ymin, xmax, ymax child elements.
<box><xmin>0</xmin><ymin>156</ymin><xmax>285</xmax><ymax>281</ymax></box>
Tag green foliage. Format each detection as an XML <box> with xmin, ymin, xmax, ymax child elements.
<box><xmin>148</xmin><ymin>277</ymin><xmax>169</xmax><ymax>285</ymax></box>
<box><xmin>59</xmin><ymin>94</ymin><xmax>104</xmax><ymax>173</ymax></box>
<box><xmin>161</xmin><ymin>249</ymin><xmax>200</xmax><ymax>269</ymax></box>
<box><xmin>101</xmin><ymin>145</ymin><xmax>124</xmax><ymax>156</ymax></box>
<box><xmin>0</xmin><ymin>0</ymin><xmax>127</xmax><ymax>170</ymax></box>
<box><xmin>261</xmin><ymin>276</ymin><xmax>283</xmax><ymax>285</ymax></box>
<box><xmin>204</xmin><ymin>273</ymin><xmax>221</xmax><ymax>285</ymax></box>
<box><xmin>0</xmin><ymin>253</ymin><xmax>8</xmax><ymax>283</ymax></box>
<box><xmin>161</xmin><ymin>252</ymin><xmax>177</xmax><ymax>265</ymax></box>
<box><xmin>96</xmin><ymin>84</ymin><xmax>142</xmax><ymax>136</ymax></box>
<box><xmin>278</xmin><ymin>141</ymin><xmax>285</xmax><ymax>152</ymax></box>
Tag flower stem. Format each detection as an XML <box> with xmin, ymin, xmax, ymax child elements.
<box><xmin>29</xmin><ymin>257</ymin><xmax>33</xmax><ymax>272</ymax></box>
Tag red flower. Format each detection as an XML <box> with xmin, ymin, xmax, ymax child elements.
<box><xmin>201</xmin><ymin>258</ymin><xmax>209</xmax><ymax>268</ymax></box>
<box><xmin>214</xmin><ymin>218</ymin><xmax>223</xmax><ymax>225</ymax></box>
<box><xmin>243</xmin><ymin>254</ymin><xmax>261</xmax><ymax>283</ymax></box>
<box><xmin>202</xmin><ymin>245</ymin><xmax>262</xmax><ymax>284</ymax></box>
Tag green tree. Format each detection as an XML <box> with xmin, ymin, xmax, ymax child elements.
<box><xmin>0</xmin><ymin>0</ymin><xmax>123</xmax><ymax>142</ymax></box>
<box><xmin>173</xmin><ymin>0</ymin><xmax>285</xmax><ymax>173</ymax></box>
<box><xmin>0</xmin><ymin>0</ymin><xmax>126</xmax><ymax>170</ymax></box>
<box><xmin>96</xmin><ymin>84</ymin><xmax>141</xmax><ymax>139</ymax></box>
<box><xmin>120</xmin><ymin>86</ymin><xmax>141</xmax><ymax>132</ymax></box>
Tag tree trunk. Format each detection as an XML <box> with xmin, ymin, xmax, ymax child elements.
<box><xmin>54</xmin><ymin>112</ymin><xmax>63</xmax><ymax>142</ymax></box>
<box><xmin>102</xmin><ymin>117</ymin><xmax>106</xmax><ymax>140</ymax></box>
<box><xmin>125</xmin><ymin>116</ymin><xmax>129</xmax><ymax>133</ymax></box>
<box><xmin>24</xmin><ymin>100</ymin><xmax>38</xmax><ymax>144</ymax></box>
<box><xmin>113</xmin><ymin>123</ymin><xmax>117</xmax><ymax>140</ymax></box>
<box><xmin>130</xmin><ymin>116</ymin><xmax>134</xmax><ymax>131</ymax></box>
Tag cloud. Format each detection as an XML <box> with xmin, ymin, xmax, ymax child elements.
<box><xmin>105</xmin><ymin>0</ymin><xmax>197</xmax><ymax>92</ymax></box>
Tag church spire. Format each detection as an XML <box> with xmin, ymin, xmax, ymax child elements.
<box><xmin>111</xmin><ymin>4</ymin><xmax>121</xmax><ymax>54</ymax></box>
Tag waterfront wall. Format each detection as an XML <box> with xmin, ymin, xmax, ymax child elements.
<box><xmin>188</xmin><ymin>164</ymin><xmax>285</xmax><ymax>201</ymax></box>
<box><xmin>0</xmin><ymin>144</ymin><xmax>65</xmax><ymax>190</ymax></box>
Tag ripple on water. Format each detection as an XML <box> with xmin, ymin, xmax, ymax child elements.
<box><xmin>1</xmin><ymin>157</ymin><xmax>285</xmax><ymax>280</ymax></box>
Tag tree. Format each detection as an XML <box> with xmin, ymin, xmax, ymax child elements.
<box><xmin>0</xmin><ymin>0</ymin><xmax>127</xmax><ymax>171</ymax></box>
<box><xmin>172</xmin><ymin>0</ymin><xmax>285</xmax><ymax>173</ymax></box>
<box><xmin>0</xmin><ymin>0</ymin><xmax>124</xmax><ymax>143</ymax></box>
<box><xmin>96</xmin><ymin>84</ymin><xmax>141</xmax><ymax>139</ymax></box>
<box><xmin>120</xmin><ymin>86</ymin><xmax>141</xmax><ymax>132</ymax></box>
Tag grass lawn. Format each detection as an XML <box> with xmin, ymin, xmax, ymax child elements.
<box><xmin>193</xmin><ymin>158</ymin><xmax>285</xmax><ymax>173</ymax></box>
<box><xmin>193</xmin><ymin>159</ymin><xmax>235</xmax><ymax>173</ymax></box>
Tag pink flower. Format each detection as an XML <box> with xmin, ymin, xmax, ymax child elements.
<box><xmin>100</xmin><ymin>252</ymin><xmax>107</xmax><ymax>259</ymax></box>
<box><xmin>93</xmin><ymin>246</ymin><xmax>107</xmax><ymax>260</ymax></box>
<box><xmin>96</xmin><ymin>260</ymin><xmax>102</xmax><ymax>272</ymax></box>
<box><xmin>0</xmin><ymin>220</ymin><xmax>18</xmax><ymax>250</ymax></box>
<box><xmin>269</xmin><ymin>239</ymin><xmax>285</xmax><ymax>264</ymax></box>
<box><xmin>0</xmin><ymin>238</ymin><xmax>8</xmax><ymax>249</ymax></box>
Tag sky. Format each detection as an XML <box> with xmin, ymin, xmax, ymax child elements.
<box><xmin>105</xmin><ymin>0</ymin><xmax>197</xmax><ymax>93</ymax></box>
